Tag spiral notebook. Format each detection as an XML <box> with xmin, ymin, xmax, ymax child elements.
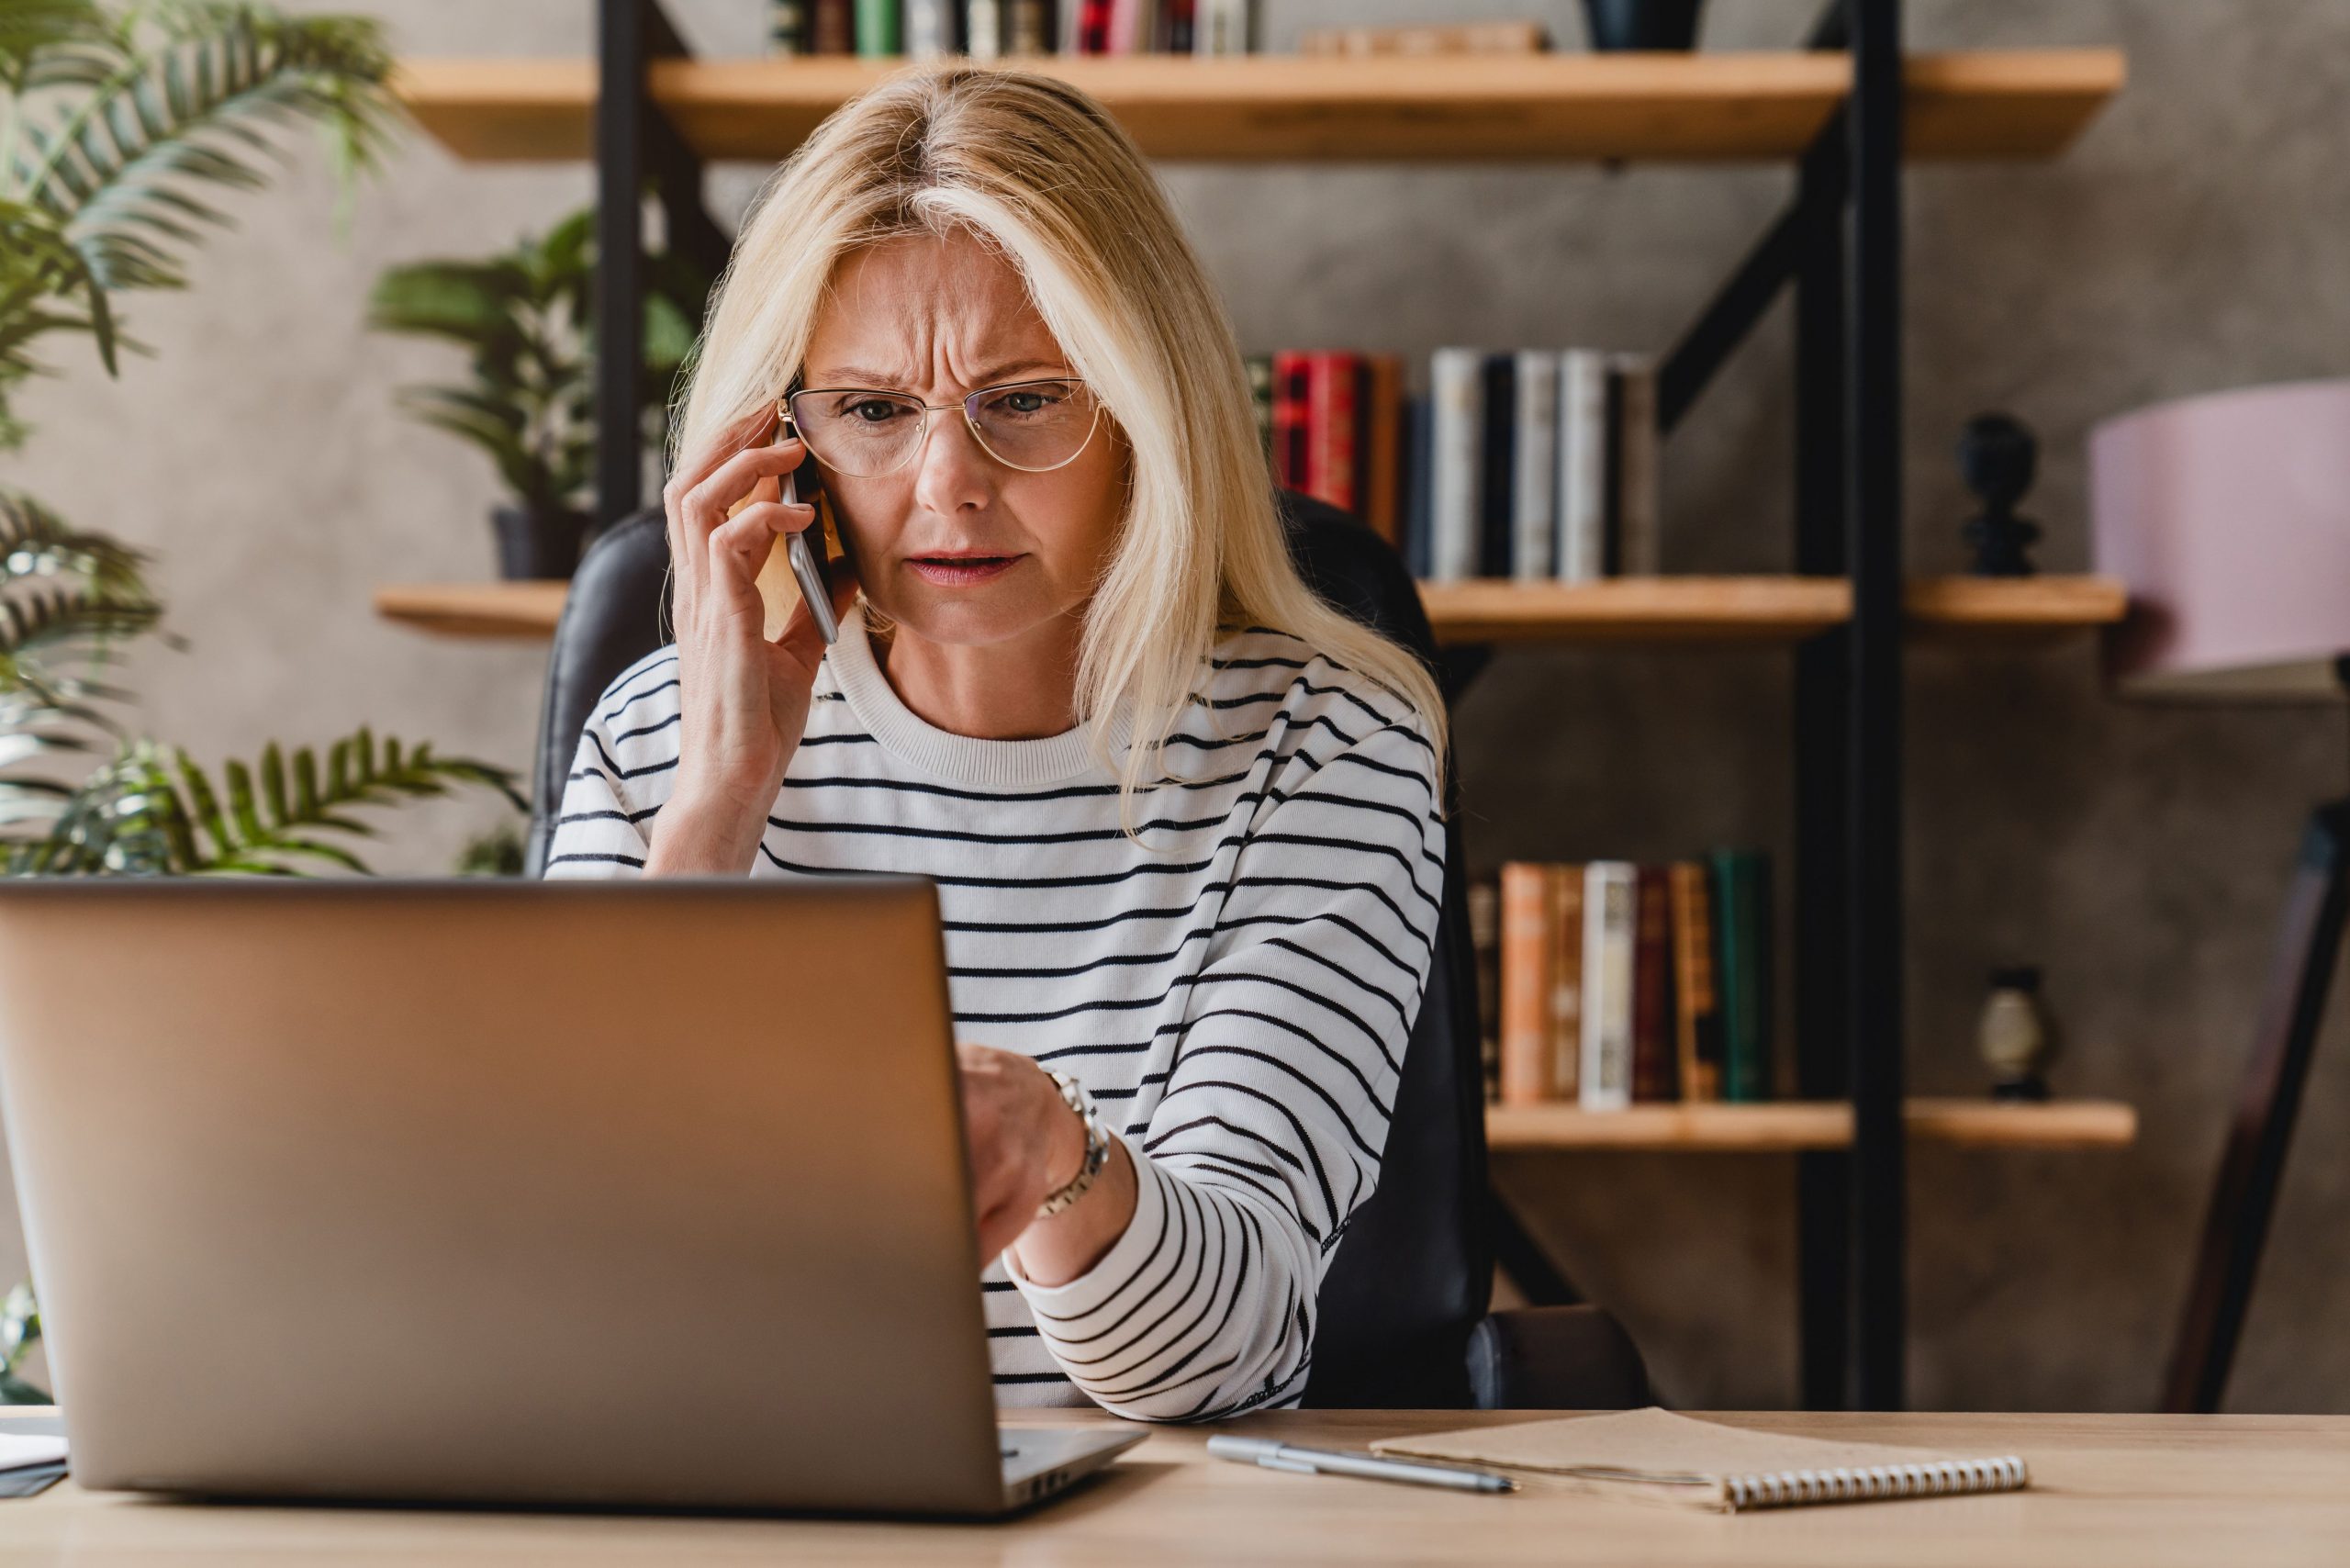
<box><xmin>1371</xmin><ymin>1407</ymin><xmax>2030</xmax><ymax>1514</ymax></box>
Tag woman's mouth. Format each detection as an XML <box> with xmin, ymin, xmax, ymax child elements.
<box><xmin>905</xmin><ymin>552</ymin><xmax>1025</xmax><ymax>587</ymax></box>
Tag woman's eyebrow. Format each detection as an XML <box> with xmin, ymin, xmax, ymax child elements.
<box><xmin>810</xmin><ymin>357</ymin><xmax>1069</xmax><ymax>387</ymax></box>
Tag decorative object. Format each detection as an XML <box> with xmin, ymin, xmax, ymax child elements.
<box><xmin>1957</xmin><ymin>412</ymin><xmax>2042</xmax><ymax>577</ymax></box>
<box><xmin>1581</xmin><ymin>0</ymin><xmax>1705</xmax><ymax>51</ymax></box>
<box><xmin>2090</xmin><ymin>379</ymin><xmax>2350</xmax><ymax>1412</ymax></box>
<box><xmin>0</xmin><ymin>1282</ymin><xmax>40</xmax><ymax>1405</ymax></box>
<box><xmin>368</xmin><ymin>207</ymin><xmax>710</xmax><ymax>580</ymax></box>
<box><xmin>1976</xmin><ymin>964</ymin><xmax>2057</xmax><ymax>1100</ymax></box>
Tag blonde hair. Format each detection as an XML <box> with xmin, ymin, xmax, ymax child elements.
<box><xmin>672</xmin><ymin>63</ymin><xmax>1448</xmax><ymax>806</ymax></box>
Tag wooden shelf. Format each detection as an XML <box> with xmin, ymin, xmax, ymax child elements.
<box><xmin>374</xmin><ymin>574</ymin><xmax>2128</xmax><ymax>644</ymax></box>
<box><xmin>391</xmin><ymin>50</ymin><xmax>2124</xmax><ymax>166</ymax></box>
<box><xmin>1485</xmin><ymin>1097</ymin><xmax>2139</xmax><ymax>1152</ymax></box>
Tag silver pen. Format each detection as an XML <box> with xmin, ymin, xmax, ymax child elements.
<box><xmin>1206</xmin><ymin>1435</ymin><xmax>1516</xmax><ymax>1495</ymax></box>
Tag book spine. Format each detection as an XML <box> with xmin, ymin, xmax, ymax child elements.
<box><xmin>1468</xmin><ymin>876</ymin><xmax>1502</xmax><ymax>1103</ymax></box>
<box><xmin>1712</xmin><ymin>849</ymin><xmax>1774</xmax><ymax>1103</ymax></box>
<box><xmin>1006</xmin><ymin>0</ymin><xmax>1049</xmax><ymax>52</ymax></box>
<box><xmin>1192</xmin><ymin>0</ymin><xmax>1248</xmax><ymax>54</ymax></box>
<box><xmin>1305</xmin><ymin>352</ymin><xmax>1360</xmax><ymax>516</ymax></box>
<box><xmin>1477</xmin><ymin>352</ymin><xmax>1516</xmax><ymax>577</ymax></box>
<box><xmin>1106</xmin><ymin>0</ymin><xmax>1148</xmax><ymax>52</ymax></box>
<box><xmin>1269</xmin><ymin>350</ymin><xmax>1307</xmax><ymax>491</ymax></box>
<box><xmin>1630</xmin><ymin>865</ymin><xmax>1677</xmax><ymax>1102</ymax></box>
<box><xmin>1363</xmin><ymin>353</ymin><xmax>1403</xmax><ymax>545</ymax></box>
<box><xmin>1245</xmin><ymin>353</ymin><xmax>1274</xmax><ymax>468</ymax></box>
<box><xmin>1557</xmin><ymin>348</ymin><xmax>1607</xmax><ymax>581</ymax></box>
<box><xmin>1499</xmin><ymin>863</ymin><xmax>1556</xmax><ymax>1105</ymax></box>
<box><xmin>905</xmin><ymin>0</ymin><xmax>957</xmax><ymax>57</ymax></box>
<box><xmin>1548</xmin><ymin>863</ymin><xmax>1584</xmax><ymax>1099</ymax></box>
<box><xmin>1580</xmin><ymin>862</ymin><xmax>1638</xmax><ymax>1111</ymax></box>
<box><xmin>1404</xmin><ymin>392</ymin><xmax>1435</xmax><ymax>579</ymax></box>
<box><xmin>769</xmin><ymin>0</ymin><xmax>811</xmax><ymax>53</ymax></box>
<box><xmin>1512</xmin><ymin>349</ymin><xmax>1560</xmax><ymax>581</ymax></box>
<box><xmin>855</xmin><ymin>0</ymin><xmax>901</xmax><ymax>55</ymax></box>
<box><xmin>1669</xmin><ymin>860</ymin><xmax>1722</xmax><ymax>1103</ymax></box>
<box><xmin>1601</xmin><ymin>364</ymin><xmax>1624</xmax><ymax>576</ymax></box>
<box><xmin>1076</xmin><ymin>0</ymin><xmax>1113</xmax><ymax>52</ymax></box>
<box><xmin>1165</xmin><ymin>0</ymin><xmax>1195</xmax><ymax>51</ymax></box>
<box><xmin>1428</xmin><ymin>349</ymin><xmax>1483</xmax><ymax>582</ymax></box>
<box><xmin>1615</xmin><ymin>352</ymin><xmax>1661</xmax><ymax>575</ymax></box>
<box><xmin>812</xmin><ymin>0</ymin><xmax>856</xmax><ymax>51</ymax></box>
<box><xmin>968</xmin><ymin>0</ymin><xmax>1005</xmax><ymax>58</ymax></box>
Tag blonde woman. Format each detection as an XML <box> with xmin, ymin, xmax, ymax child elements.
<box><xmin>545</xmin><ymin>64</ymin><xmax>1447</xmax><ymax>1422</ymax></box>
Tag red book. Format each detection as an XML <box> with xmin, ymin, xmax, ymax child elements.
<box><xmin>1077</xmin><ymin>0</ymin><xmax>1113</xmax><ymax>53</ymax></box>
<box><xmin>1630</xmin><ymin>865</ymin><xmax>1680</xmax><ymax>1102</ymax></box>
<box><xmin>1270</xmin><ymin>350</ymin><xmax>1308</xmax><ymax>492</ymax></box>
<box><xmin>811</xmin><ymin>0</ymin><xmax>854</xmax><ymax>52</ymax></box>
<box><xmin>1362</xmin><ymin>353</ymin><xmax>1402</xmax><ymax>543</ymax></box>
<box><xmin>1305</xmin><ymin>352</ymin><xmax>1360</xmax><ymax>517</ymax></box>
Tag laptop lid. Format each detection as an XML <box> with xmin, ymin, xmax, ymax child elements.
<box><xmin>0</xmin><ymin>879</ymin><xmax>1009</xmax><ymax>1514</ymax></box>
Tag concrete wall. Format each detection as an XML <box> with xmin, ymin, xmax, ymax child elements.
<box><xmin>5</xmin><ymin>0</ymin><xmax>2344</xmax><ymax>1412</ymax></box>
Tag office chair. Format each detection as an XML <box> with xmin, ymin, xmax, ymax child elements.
<box><xmin>524</xmin><ymin>490</ymin><xmax>1651</xmax><ymax>1410</ymax></box>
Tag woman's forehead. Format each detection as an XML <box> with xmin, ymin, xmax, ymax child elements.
<box><xmin>810</xmin><ymin>235</ymin><xmax>1064</xmax><ymax>383</ymax></box>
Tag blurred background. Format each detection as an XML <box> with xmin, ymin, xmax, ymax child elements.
<box><xmin>3</xmin><ymin>0</ymin><xmax>2345</xmax><ymax>1415</ymax></box>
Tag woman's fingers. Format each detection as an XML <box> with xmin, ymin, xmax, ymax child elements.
<box><xmin>664</xmin><ymin>405</ymin><xmax>799</xmax><ymax>584</ymax></box>
<box><xmin>678</xmin><ymin>436</ymin><xmax>808</xmax><ymax>543</ymax></box>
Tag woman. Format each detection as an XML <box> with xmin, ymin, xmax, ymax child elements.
<box><xmin>546</xmin><ymin>64</ymin><xmax>1448</xmax><ymax>1423</ymax></box>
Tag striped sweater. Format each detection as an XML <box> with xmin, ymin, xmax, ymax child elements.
<box><xmin>543</xmin><ymin>605</ymin><xmax>1443</xmax><ymax>1420</ymax></box>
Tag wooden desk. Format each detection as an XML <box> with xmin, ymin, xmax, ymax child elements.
<box><xmin>6</xmin><ymin>1408</ymin><xmax>2344</xmax><ymax>1565</ymax></box>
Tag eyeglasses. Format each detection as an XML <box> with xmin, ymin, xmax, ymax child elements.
<box><xmin>780</xmin><ymin>377</ymin><xmax>1102</xmax><ymax>478</ymax></box>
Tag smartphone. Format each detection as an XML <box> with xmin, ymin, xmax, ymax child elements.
<box><xmin>767</xmin><ymin>406</ymin><xmax>840</xmax><ymax>645</ymax></box>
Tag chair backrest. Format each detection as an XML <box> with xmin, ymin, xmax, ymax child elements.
<box><xmin>525</xmin><ymin>492</ymin><xmax>1492</xmax><ymax>1407</ymax></box>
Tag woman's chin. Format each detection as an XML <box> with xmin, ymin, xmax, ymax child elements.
<box><xmin>870</xmin><ymin>584</ymin><xmax>1073</xmax><ymax>652</ymax></box>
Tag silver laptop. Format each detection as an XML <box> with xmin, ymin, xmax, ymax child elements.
<box><xmin>0</xmin><ymin>879</ymin><xmax>1140</xmax><ymax>1516</ymax></box>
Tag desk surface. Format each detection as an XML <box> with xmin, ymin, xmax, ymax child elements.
<box><xmin>6</xmin><ymin>1408</ymin><xmax>2346</xmax><ymax>1566</ymax></box>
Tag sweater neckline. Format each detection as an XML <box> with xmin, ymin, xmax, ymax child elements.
<box><xmin>823</xmin><ymin>605</ymin><xmax>1130</xmax><ymax>787</ymax></box>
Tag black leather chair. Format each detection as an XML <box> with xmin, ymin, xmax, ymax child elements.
<box><xmin>525</xmin><ymin>490</ymin><xmax>1651</xmax><ymax>1410</ymax></box>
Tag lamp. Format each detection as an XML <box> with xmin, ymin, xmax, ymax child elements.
<box><xmin>2089</xmin><ymin>378</ymin><xmax>2350</xmax><ymax>1413</ymax></box>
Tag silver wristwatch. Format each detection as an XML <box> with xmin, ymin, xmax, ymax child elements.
<box><xmin>1035</xmin><ymin>1069</ymin><xmax>1110</xmax><ymax>1219</ymax></box>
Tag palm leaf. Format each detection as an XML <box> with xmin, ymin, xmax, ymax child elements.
<box><xmin>0</xmin><ymin>486</ymin><xmax>148</xmax><ymax>597</ymax></box>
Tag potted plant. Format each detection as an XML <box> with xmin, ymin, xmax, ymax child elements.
<box><xmin>0</xmin><ymin>0</ymin><xmax>527</xmax><ymax>1397</ymax></box>
<box><xmin>1583</xmin><ymin>0</ymin><xmax>1706</xmax><ymax>50</ymax></box>
<box><xmin>367</xmin><ymin>209</ymin><xmax>710</xmax><ymax>579</ymax></box>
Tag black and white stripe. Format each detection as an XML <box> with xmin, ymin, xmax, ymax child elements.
<box><xmin>545</xmin><ymin>606</ymin><xmax>1442</xmax><ymax>1420</ymax></box>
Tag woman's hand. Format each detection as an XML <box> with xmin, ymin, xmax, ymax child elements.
<box><xmin>646</xmin><ymin>405</ymin><xmax>857</xmax><ymax>877</ymax></box>
<box><xmin>958</xmin><ymin>1044</ymin><xmax>1136</xmax><ymax>1281</ymax></box>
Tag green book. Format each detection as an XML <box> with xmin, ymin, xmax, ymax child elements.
<box><xmin>855</xmin><ymin>0</ymin><xmax>900</xmax><ymax>55</ymax></box>
<box><xmin>1710</xmin><ymin>849</ymin><xmax>1773</xmax><ymax>1103</ymax></box>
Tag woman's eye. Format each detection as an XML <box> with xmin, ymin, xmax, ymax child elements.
<box><xmin>990</xmin><ymin>390</ymin><xmax>1052</xmax><ymax>417</ymax></box>
<box><xmin>850</xmin><ymin>399</ymin><xmax>906</xmax><ymax>423</ymax></box>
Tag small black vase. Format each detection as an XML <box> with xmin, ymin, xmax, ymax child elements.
<box><xmin>490</xmin><ymin>504</ymin><xmax>592</xmax><ymax>580</ymax></box>
<box><xmin>1582</xmin><ymin>0</ymin><xmax>1707</xmax><ymax>50</ymax></box>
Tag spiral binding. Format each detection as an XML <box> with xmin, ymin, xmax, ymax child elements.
<box><xmin>1720</xmin><ymin>1455</ymin><xmax>2030</xmax><ymax>1512</ymax></box>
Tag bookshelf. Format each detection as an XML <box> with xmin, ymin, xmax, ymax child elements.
<box><xmin>397</xmin><ymin>1</ymin><xmax>2126</xmax><ymax>1412</ymax></box>
<box><xmin>375</xmin><ymin>574</ymin><xmax>2129</xmax><ymax>646</ymax></box>
<box><xmin>390</xmin><ymin>50</ymin><xmax>2124</xmax><ymax>164</ymax></box>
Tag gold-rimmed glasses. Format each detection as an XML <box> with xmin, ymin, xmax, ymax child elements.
<box><xmin>780</xmin><ymin>377</ymin><xmax>1103</xmax><ymax>478</ymax></box>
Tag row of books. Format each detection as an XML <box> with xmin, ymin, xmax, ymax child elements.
<box><xmin>767</xmin><ymin>0</ymin><xmax>1254</xmax><ymax>57</ymax></box>
<box><xmin>1476</xmin><ymin>852</ymin><xmax>1774</xmax><ymax>1109</ymax></box>
<box><xmin>1244</xmin><ymin>349</ymin><xmax>1664</xmax><ymax>584</ymax></box>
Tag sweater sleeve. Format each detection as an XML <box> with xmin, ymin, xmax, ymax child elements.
<box><xmin>1005</xmin><ymin>709</ymin><xmax>1445</xmax><ymax>1420</ymax></box>
<box><xmin>540</xmin><ymin>656</ymin><xmax>676</xmax><ymax>878</ymax></box>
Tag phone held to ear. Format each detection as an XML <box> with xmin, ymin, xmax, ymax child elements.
<box><xmin>755</xmin><ymin>406</ymin><xmax>841</xmax><ymax>645</ymax></box>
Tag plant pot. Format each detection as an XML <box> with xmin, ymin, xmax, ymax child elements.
<box><xmin>1582</xmin><ymin>0</ymin><xmax>1706</xmax><ymax>50</ymax></box>
<box><xmin>490</xmin><ymin>505</ymin><xmax>592</xmax><ymax>580</ymax></box>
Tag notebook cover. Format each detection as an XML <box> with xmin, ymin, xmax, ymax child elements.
<box><xmin>1371</xmin><ymin>1407</ymin><xmax>2030</xmax><ymax>1514</ymax></box>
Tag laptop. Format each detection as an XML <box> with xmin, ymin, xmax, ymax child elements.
<box><xmin>0</xmin><ymin>879</ymin><xmax>1141</xmax><ymax>1516</ymax></box>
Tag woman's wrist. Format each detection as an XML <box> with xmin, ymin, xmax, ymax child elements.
<box><xmin>644</xmin><ymin>781</ymin><xmax>773</xmax><ymax>875</ymax></box>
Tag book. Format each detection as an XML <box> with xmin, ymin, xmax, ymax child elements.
<box><xmin>904</xmin><ymin>0</ymin><xmax>959</xmax><ymax>57</ymax></box>
<box><xmin>1362</xmin><ymin>353</ymin><xmax>1404</xmax><ymax>545</ymax></box>
<box><xmin>1304</xmin><ymin>351</ymin><xmax>1360</xmax><ymax>517</ymax></box>
<box><xmin>854</xmin><ymin>0</ymin><xmax>900</xmax><ymax>56</ymax></box>
<box><xmin>1299</xmin><ymin>20</ymin><xmax>1550</xmax><ymax>55</ymax></box>
<box><xmin>1629</xmin><ymin>864</ymin><xmax>1677</xmax><ymax>1102</ymax></box>
<box><xmin>1192</xmin><ymin>0</ymin><xmax>1248</xmax><ymax>54</ymax></box>
<box><xmin>1510</xmin><ymin>350</ymin><xmax>1560</xmax><ymax>581</ymax></box>
<box><xmin>1711</xmin><ymin>848</ymin><xmax>1774</xmax><ymax>1102</ymax></box>
<box><xmin>1557</xmin><ymin>348</ymin><xmax>1608</xmax><ymax>582</ymax></box>
<box><xmin>1669</xmin><ymin>859</ymin><xmax>1723</xmax><ymax>1102</ymax></box>
<box><xmin>768</xmin><ymin>0</ymin><xmax>810</xmax><ymax>53</ymax></box>
<box><xmin>1074</xmin><ymin>0</ymin><xmax>1112</xmax><ymax>52</ymax></box>
<box><xmin>1106</xmin><ymin>0</ymin><xmax>1155</xmax><ymax>52</ymax></box>
<box><xmin>1546</xmin><ymin>864</ymin><xmax>1583</xmax><ymax>1098</ymax></box>
<box><xmin>1476</xmin><ymin>353</ymin><xmax>1516</xmax><ymax>577</ymax></box>
<box><xmin>1498</xmin><ymin>862</ymin><xmax>1554</xmax><ymax>1105</ymax></box>
<box><xmin>1163</xmin><ymin>0</ymin><xmax>1195</xmax><ymax>50</ymax></box>
<box><xmin>1270</xmin><ymin>349</ymin><xmax>1308</xmax><ymax>492</ymax></box>
<box><xmin>1244</xmin><ymin>353</ymin><xmax>1273</xmax><ymax>466</ymax></box>
<box><xmin>966</xmin><ymin>0</ymin><xmax>1004</xmax><ymax>59</ymax></box>
<box><xmin>1403</xmin><ymin>392</ymin><xmax>1435</xmax><ymax>579</ymax></box>
<box><xmin>1579</xmin><ymin>862</ymin><xmax>1637</xmax><ymax>1110</ymax></box>
<box><xmin>1467</xmin><ymin>875</ymin><xmax>1502</xmax><ymax>1103</ymax></box>
<box><xmin>1427</xmin><ymin>349</ymin><xmax>1483</xmax><ymax>582</ymax></box>
<box><xmin>1614</xmin><ymin>352</ymin><xmax>1661</xmax><ymax>575</ymax></box>
<box><xmin>1006</xmin><ymin>0</ymin><xmax>1052</xmax><ymax>52</ymax></box>
<box><xmin>812</xmin><ymin>0</ymin><xmax>855</xmax><ymax>51</ymax></box>
<box><xmin>1371</xmin><ymin>1407</ymin><xmax>2030</xmax><ymax>1514</ymax></box>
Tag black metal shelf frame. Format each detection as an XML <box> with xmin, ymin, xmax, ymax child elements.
<box><xmin>589</xmin><ymin>0</ymin><xmax>1909</xmax><ymax>1411</ymax></box>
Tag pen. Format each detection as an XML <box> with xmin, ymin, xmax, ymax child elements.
<box><xmin>1206</xmin><ymin>1436</ymin><xmax>1516</xmax><ymax>1495</ymax></box>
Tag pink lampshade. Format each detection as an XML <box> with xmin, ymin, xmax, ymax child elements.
<box><xmin>2090</xmin><ymin>378</ymin><xmax>2350</xmax><ymax>700</ymax></box>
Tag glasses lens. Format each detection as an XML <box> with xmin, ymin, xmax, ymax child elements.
<box><xmin>789</xmin><ymin>389</ymin><xmax>927</xmax><ymax>476</ymax></box>
<box><xmin>968</xmin><ymin>380</ymin><xmax>1100</xmax><ymax>472</ymax></box>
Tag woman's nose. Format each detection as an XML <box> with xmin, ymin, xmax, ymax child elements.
<box><xmin>909</xmin><ymin>405</ymin><xmax>996</xmax><ymax>514</ymax></box>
